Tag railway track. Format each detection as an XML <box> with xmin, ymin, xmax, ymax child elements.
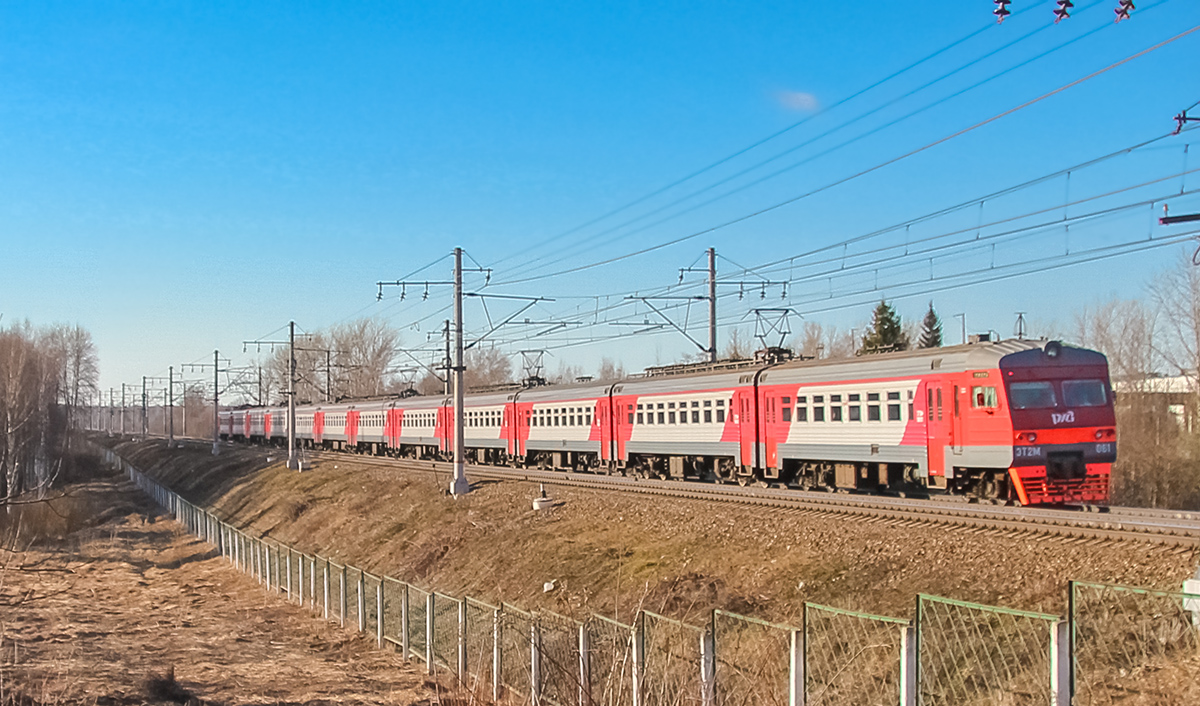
<box><xmin>109</xmin><ymin>436</ymin><xmax>1200</xmax><ymax>548</ymax></box>
<box><xmin>304</xmin><ymin>449</ymin><xmax>1200</xmax><ymax>549</ymax></box>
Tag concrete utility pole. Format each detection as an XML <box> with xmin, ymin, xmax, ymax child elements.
<box><xmin>213</xmin><ymin>350</ymin><xmax>220</xmax><ymax>455</ymax></box>
<box><xmin>141</xmin><ymin>376</ymin><xmax>148</xmax><ymax>437</ymax></box>
<box><xmin>167</xmin><ymin>366</ymin><xmax>175</xmax><ymax>446</ymax></box>
<box><xmin>443</xmin><ymin>320</ymin><xmax>451</xmax><ymax>396</ymax></box>
<box><xmin>288</xmin><ymin>321</ymin><xmax>298</xmax><ymax>470</ymax></box>
<box><xmin>120</xmin><ymin>384</ymin><xmax>127</xmax><ymax>436</ymax></box>
<box><xmin>708</xmin><ymin>247</ymin><xmax>717</xmax><ymax>363</ymax></box>
<box><xmin>451</xmin><ymin>248</ymin><xmax>468</xmax><ymax>497</ymax></box>
<box><xmin>955</xmin><ymin>314</ymin><xmax>966</xmax><ymax>345</ymax></box>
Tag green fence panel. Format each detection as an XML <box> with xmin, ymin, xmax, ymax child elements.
<box><xmin>1071</xmin><ymin>580</ymin><xmax>1200</xmax><ymax>705</ymax></box>
<box><xmin>917</xmin><ymin>594</ymin><xmax>1058</xmax><ymax>706</ymax></box>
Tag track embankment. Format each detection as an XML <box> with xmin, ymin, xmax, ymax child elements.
<box><xmin>105</xmin><ymin>438</ymin><xmax>1199</xmax><ymax>627</ymax></box>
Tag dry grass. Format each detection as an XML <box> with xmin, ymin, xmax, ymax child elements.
<box><xmin>112</xmin><ymin>439</ymin><xmax>1197</xmax><ymax>627</ymax></box>
<box><xmin>0</xmin><ymin>470</ymin><xmax>466</xmax><ymax>705</ymax></box>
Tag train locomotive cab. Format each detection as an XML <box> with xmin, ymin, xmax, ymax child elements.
<box><xmin>1000</xmin><ymin>341</ymin><xmax>1115</xmax><ymax>505</ymax></box>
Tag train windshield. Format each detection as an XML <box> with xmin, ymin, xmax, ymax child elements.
<box><xmin>1062</xmin><ymin>379</ymin><xmax>1107</xmax><ymax>407</ymax></box>
<box><xmin>1008</xmin><ymin>381</ymin><xmax>1057</xmax><ymax>409</ymax></box>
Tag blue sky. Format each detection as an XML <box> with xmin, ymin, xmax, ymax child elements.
<box><xmin>2</xmin><ymin>1</ymin><xmax>1199</xmax><ymax>398</ymax></box>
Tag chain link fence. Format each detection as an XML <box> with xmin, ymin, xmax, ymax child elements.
<box><xmin>917</xmin><ymin>593</ymin><xmax>1061</xmax><ymax>706</ymax></box>
<box><xmin>712</xmin><ymin>609</ymin><xmax>791</xmax><ymax>706</ymax></box>
<box><xmin>1071</xmin><ymin>580</ymin><xmax>1200</xmax><ymax>705</ymax></box>
<box><xmin>804</xmin><ymin>602</ymin><xmax>909</xmax><ymax>706</ymax></box>
<box><xmin>538</xmin><ymin>610</ymin><xmax>585</xmax><ymax>706</ymax></box>
<box><xmin>407</xmin><ymin>584</ymin><xmax>430</xmax><ymax>664</ymax></box>
<box><xmin>641</xmin><ymin>610</ymin><xmax>704</xmax><ymax>706</ymax></box>
<box><xmin>464</xmin><ymin>597</ymin><xmax>498</xmax><ymax>701</ymax></box>
<box><xmin>432</xmin><ymin>592</ymin><xmax>460</xmax><ymax>672</ymax></box>
<box><xmin>105</xmin><ymin>445</ymin><xmax>1199</xmax><ymax>706</ymax></box>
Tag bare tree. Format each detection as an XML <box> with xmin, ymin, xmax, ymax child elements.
<box><xmin>796</xmin><ymin>321</ymin><xmax>825</xmax><ymax>359</ymax></box>
<box><xmin>722</xmin><ymin>327</ymin><xmax>751</xmax><ymax>361</ymax></box>
<box><xmin>0</xmin><ymin>320</ymin><xmax>90</xmax><ymax>501</ymax></box>
<box><xmin>596</xmin><ymin>357</ymin><xmax>626</xmax><ymax>382</ymax></box>
<box><xmin>329</xmin><ymin>319</ymin><xmax>400</xmax><ymax>399</ymax></box>
<box><xmin>464</xmin><ymin>347</ymin><xmax>513</xmax><ymax>389</ymax></box>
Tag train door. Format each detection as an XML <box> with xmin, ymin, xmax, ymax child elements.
<box><xmin>736</xmin><ymin>390</ymin><xmax>756</xmax><ymax>472</ymax></box>
<box><xmin>925</xmin><ymin>382</ymin><xmax>950</xmax><ymax>474</ymax></box>
<box><xmin>346</xmin><ymin>410</ymin><xmax>360</xmax><ymax>447</ymax></box>
<box><xmin>951</xmin><ymin>384</ymin><xmax>964</xmax><ymax>456</ymax></box>
<box><xmin>596</xmin><ymin>397</ymin><xmax>611</xmax><ymax>462</ymax></box>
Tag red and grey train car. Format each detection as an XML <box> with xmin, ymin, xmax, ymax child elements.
<box><xmin>221</xmin><ymin>338</ymin><xmax>1114</xmax><ymax>505</ymax></box>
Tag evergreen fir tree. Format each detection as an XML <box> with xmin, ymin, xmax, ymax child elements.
<box><xmin>918</xmin><ymin>301</ymin><xmax>943</xmax><ymax>349</ymax></box>
<box><xmin>861</xmin><ymin>300</ymin><xmax>910</xmax><ymax>353</ymax></box>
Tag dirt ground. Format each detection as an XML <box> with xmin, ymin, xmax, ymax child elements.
<box><xmin>109</xmin><ymin>438</ymin><xmax>1199</xmax><ymax>627</ymax></box>
<box><xmin>0</xmin><ymin>465</ymin><xmax>452</xmax><ymax>706</ymax></box>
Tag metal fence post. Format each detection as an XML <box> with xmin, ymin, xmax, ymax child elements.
<box><xmin>493</xmin><ymin>607</ymin><xmax>503</xmax><ymax>701</ymax></box>
<box><xmin>298</xmin><ymin>553</ymin><xmax>305</xmax><ymax>606</ymax></box>
<box><xmin>579</xmin><ymin>623</ymin><xmax>592</xmax><ymax>706</ymax></box>
<box><xmin>1051</xmin><ymin>619</ymin><xmax>1070</xmax><ymax>706</ymax></box>
<box><xmin>340</xmin><ymin>565</ymin><xmax>347</xmax><ymax>627</ymax></box>
<box><xmin>632</xmin><ymin>612</ymin><xmax>645</xmax><ymax>706</ymax></box>
<box><xmin>700</xmin><ymin>624</ymin><xmax>715</xmax><ymax>706</ymax></box>
<box><xmin>401</xmin><ymin>584</ymin><xmax>411</xmax><ymax>661</ymax></box>
<box><xmin>1067</xmin><ymin>580</ymin><xmax>1077</xmax><ymax>700</ymax></box>
<box><xmin>900</xmin><ymin>625</ymin><xmax>917</xmax><ymax>706</ymax></box>
<box><xmin>377</xmin><ymin>580</ymin><xmax>385</xmax><ymax>649</ymax></box>
<box><xmin>286</xmin><ymin>548</ymin><xmax>292</xmax><ymax>600</ymax></box>
<box><xmin>913</xmin><ymin>594</ymin><xmax>922</xmax><ymax>701</ymax></box>
<box><xmin>323</xmin><ymin>561</ymin><xmax>330</xmax><ymax>621</ymax></box>
<box><xmin>310</xmin><ymin>555</ymin><xmax>316</xmax><ymax>609</ymax></box>
<box><xmin>358</xmin><ymin>571</ymin><xmax>366</xmax><ymax>632</ymax></box>
<box><xmin>426</xmin><ymin>592</ymin><xmax>435</xmax><ymax>673</ymax></box>
<box><xmin>789</xmin><ymin>628</ymin><xmax>804</xmax><ymax>706</ymax></box>
<box><xmin>531</xmin><ymin>620</ymin><xmax>542</xmax><ymax>706</ymax></box>
<box><xmin>265</xmin><ymin>545</ymin><xmax>272</xmax><ymax>592</ymax></box>
<box><xmin>458</xmin><ymin>598</ymin><xmax>467</xmax><ymax>683</ymax></box>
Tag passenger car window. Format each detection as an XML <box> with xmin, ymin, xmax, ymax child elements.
<box><xmin>1009</xmin><ymin>382</ymin><xmax>1057</xmax><ymax>409</ymax></box>
<box><xmin>971</xmin><ymin>386</ymin><xmax>998</xmax><ymax>409</ymax></box>
<box><xmin>1063</xmin><ymin>379</ymin><xmax>1107</xmax><ymax>407</ymax></box>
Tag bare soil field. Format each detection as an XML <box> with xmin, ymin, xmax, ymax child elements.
<box><xmin>0</xmin><ymin>463</ymin><xmax>447</xmax><ymax>706</ymax></box>
<box><xmin>109</xmin><ymin>439</ymin><xmax>1198</xmax><ymax>627</ymax></box>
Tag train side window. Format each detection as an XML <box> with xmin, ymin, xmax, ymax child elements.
<box><xmin>716</xmin><ymin>407</ymin><xmax>726</xmax><ymax>423</ymax></box>
<box><xmin>782</xmin><ymin>404</ymin><xmax>792</xmax><ymax>422</ymax></box>
<box><xmin>658</xmin><ymin>411</ymin><xmax>666</xmax><ymax>424</ymax></box>
<box><xmin>797</xmin><ymin>405</ymin><xmax>808</xmax><ymax>422</ymax></box>
<box><xmin>646</xmin><ymin>410</ymin><xmax>654</xmax><ymax>425</ymax></box>
<box><xmin>831</xmin><ymin>405</ymin><xmax>843</xmax><ymax>422</ymax></box>
<box><xmin>704</xmin><ymin>409</ymin><xmax>712</xmax><ymax>423</ymax></box>
<box><xmin>972</xmin><ymin>386</ymin><xmax>998</xmax><ymax>409</ymax></box>
<box><xmin>887</xmin><ymin>391</ymin><xmax>902</xmax><ymax>421</ymax></box>
<box><xmin>813</xmin><ymin>405</ymin><xmax>825</xmax><ymax>422</ymax></box>
<box><xmin>848</xmin><ymin>404</ymin><xmax>860</xmax><ymax>421</ymax></box>
<box><xmin>692</xmin><ymin>410</ymin><xmax>700</xmax><ymax>423</ymax></box>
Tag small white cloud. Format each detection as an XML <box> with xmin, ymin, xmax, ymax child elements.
<box><xmin>777</xmin><ymin>90</ymin><xmax>820</xmax><ymax>112</ymax></box>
